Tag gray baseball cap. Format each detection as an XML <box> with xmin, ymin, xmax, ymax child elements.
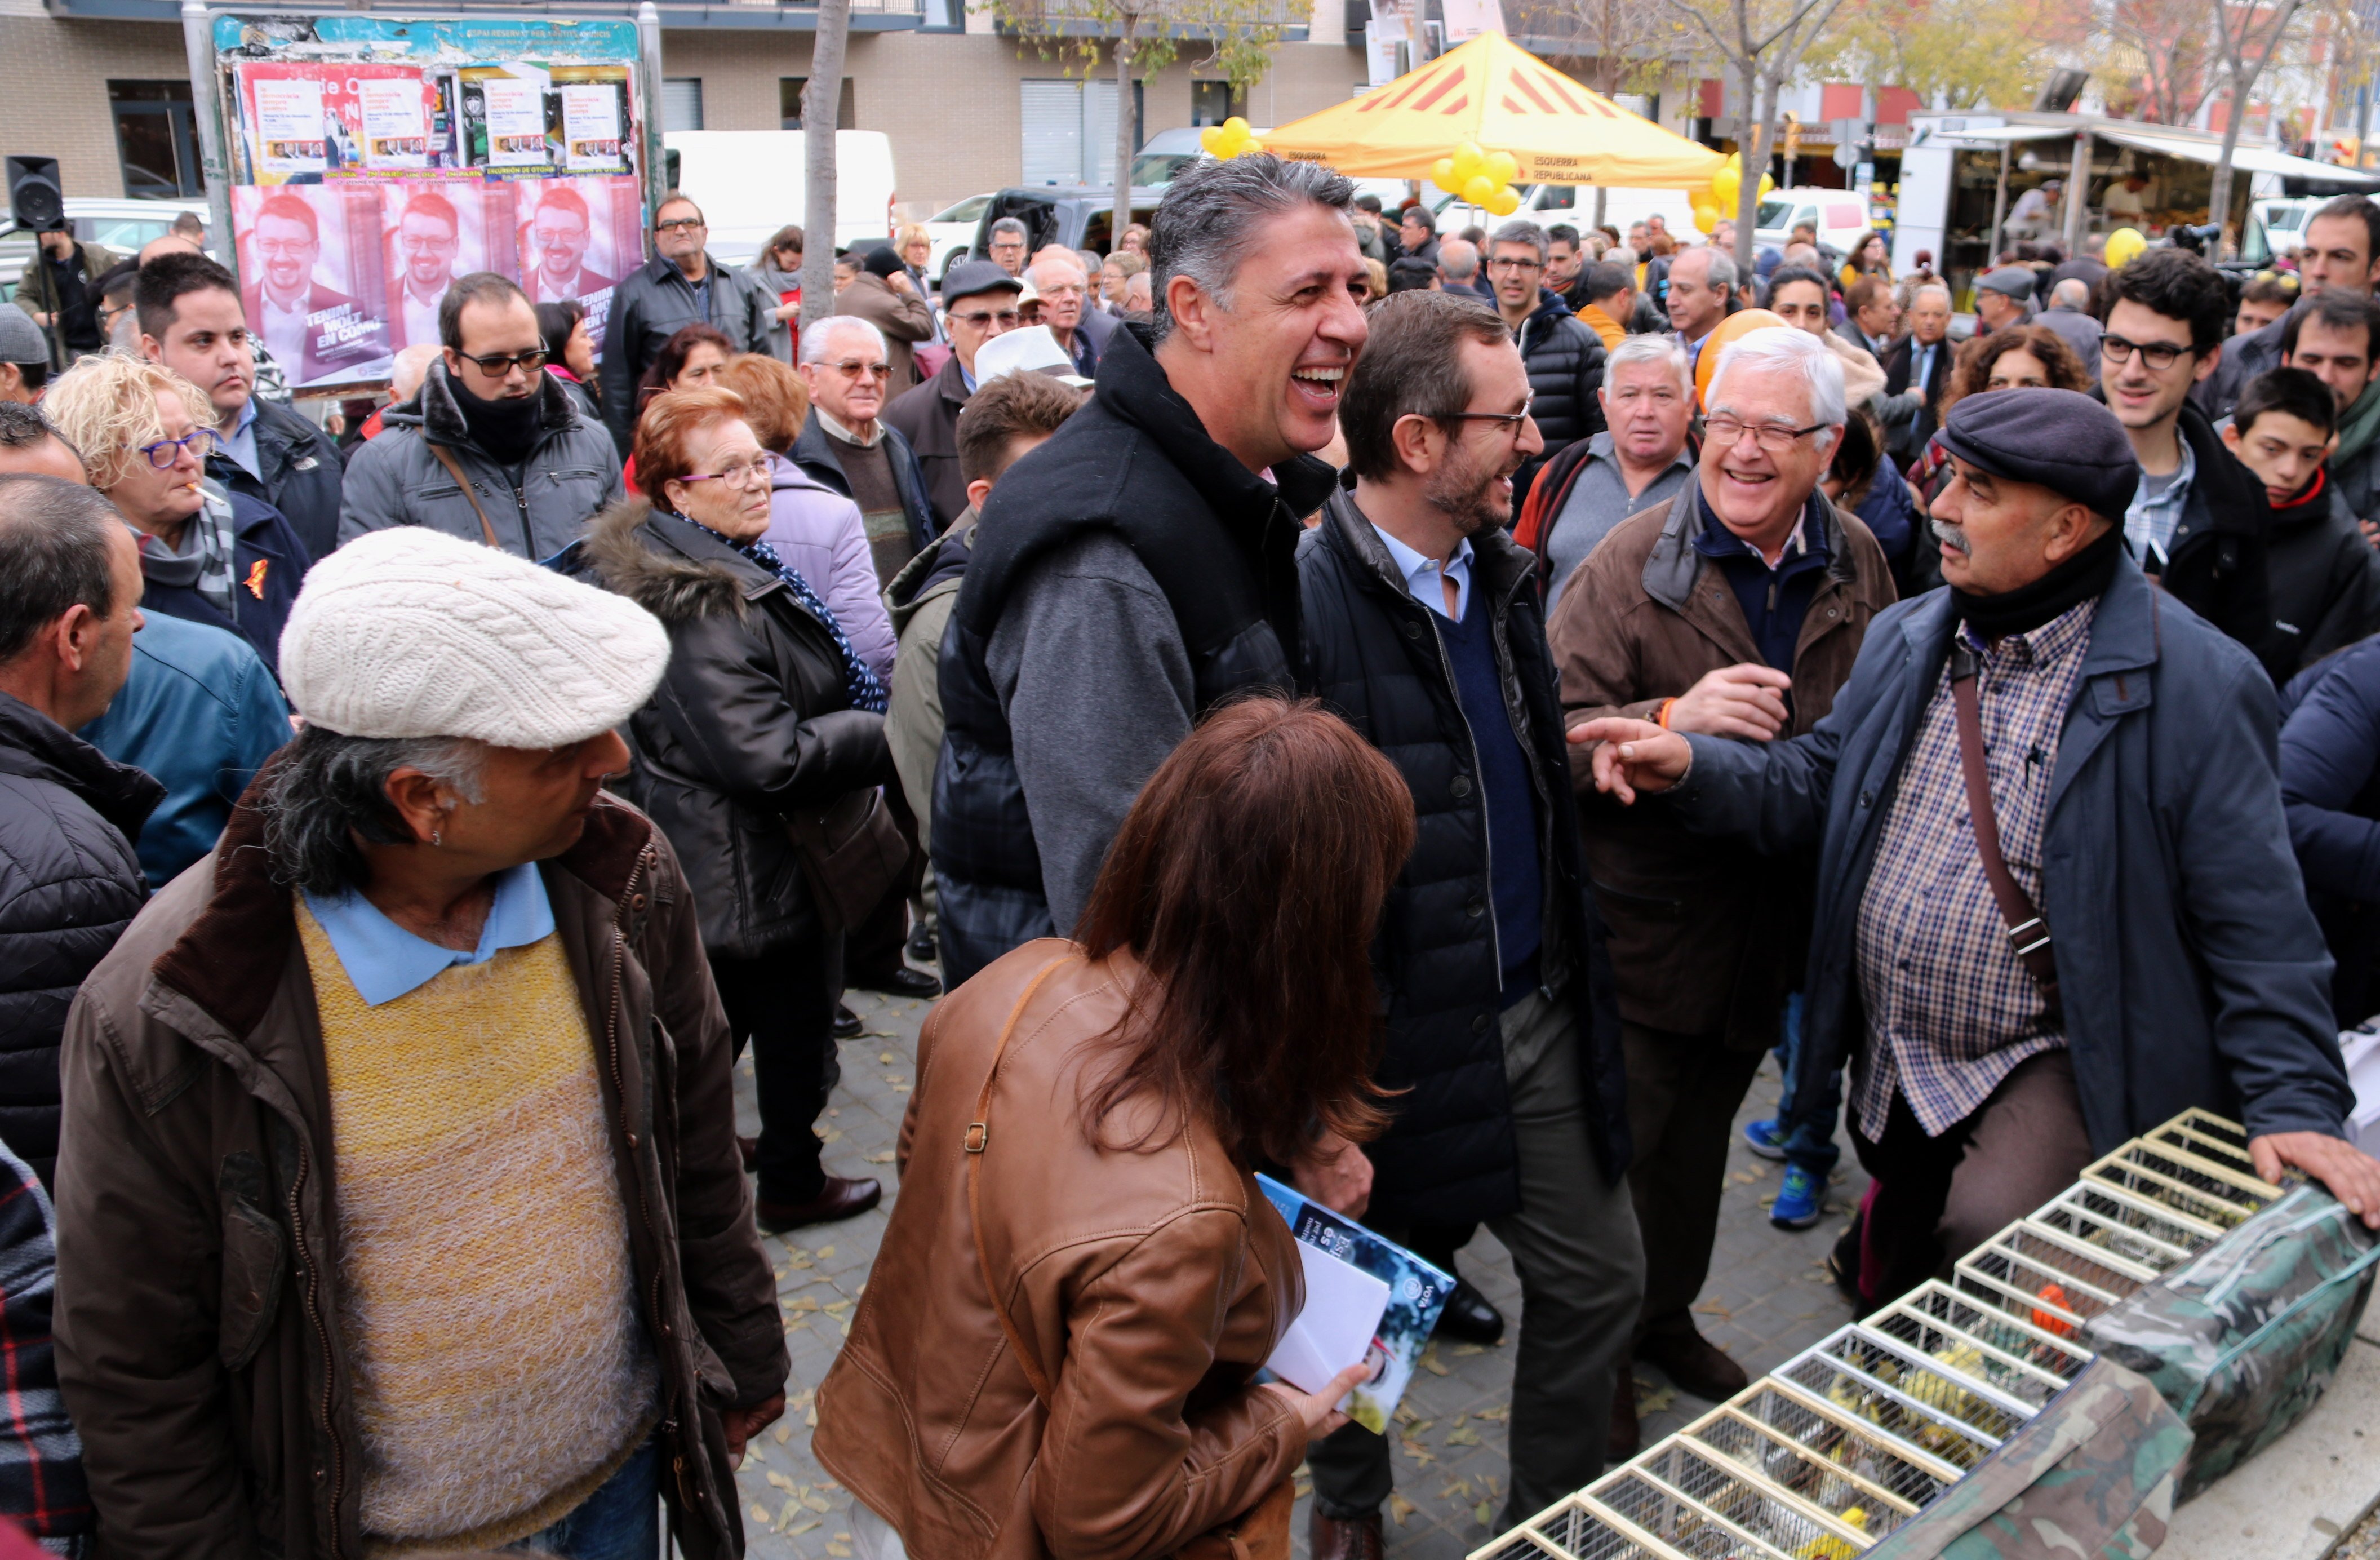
<box><xmin>943</xmin><ymin>258</ymin><xmax>1025</xmax><ymax>306</ymax></box>
<box><xmin>0</xmin><ymin>308</ymin><xmax>48</xmax><ymax>366</ymax></box>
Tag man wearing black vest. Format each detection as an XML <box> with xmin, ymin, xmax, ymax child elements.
<box><xmin>1298</xmin><ymin>288</ymin><xmax>1640</xmax><ymax>1559</ymax></box>
<box><xmin>933</xmin><ymin>154</ymin><xmax>1367</xmax><ymax>987</ymax></box>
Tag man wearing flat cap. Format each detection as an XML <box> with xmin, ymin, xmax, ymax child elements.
<box><xmin>56</xmin><ymin>527</ymin><xmax>789</xmax><ymax>1557</ymax></box>
<box><xmin>1575</xmin><ymin>386</ymin><xmax>2380</xmax><ymax>1315</ymax></box>
<box><xmin>1972</xmin><ymin>266</ymin><xmax>2035</xmax><ymax>336</ymax></box>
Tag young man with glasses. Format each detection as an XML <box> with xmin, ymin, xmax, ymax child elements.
<box><xmin>1297</xmin><ymin>286</ymin><xmax>1642</xmax><ymax>1560</ymax></box>
<box><xmin>885</xmin><ymin>259</ymin><xmax>1025</xmax><ymax>529</ymax></box>
<box><xmin>599</xmin><ymin>193</ymin><xmax>771</xmax><ymax>454</ymax></box>
<box><xmin>793</xmin><ymin>316</ymin><xmax>936</xmax><ymax>587</ymax></box>
<box><xmin>1547</xmin><ymin>326</ymin><xmax>1895</xmax><ymax>1462</ymax></box>
<box><xmin>2099</xmin><ymin>247</ymin><xmax>2281</xmax><ymax>673</ymax></box>
<box><xmin>1487</xmin><ymin>220</ymin><xmax>1606</xmax><ymax>503</ymax></box>
<box><xmin>343</xmin><ymin>272</ymin><xmax>624</xmax><ymax>560</ymax></box>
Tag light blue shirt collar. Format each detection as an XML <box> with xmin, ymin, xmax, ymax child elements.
<box><xmin>222</xmin><ymin>395</ymin><xmax>262</xmax><ymax>480</ymax></box>
<box><xmin>302</xmin><ymin>861</ymin><xmax>557</xmax><ymax>1007</ymax></box>
<box><xmin>1371</xmin><ymin>520</ymin><xmax>1475</xmax><ymax>622</ymax></box>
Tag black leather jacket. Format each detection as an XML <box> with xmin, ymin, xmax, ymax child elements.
<box><xmin>207</xmin><ymin>396</ymin><xmax>345</xmax><ymax>564</ymax></box>
<box><xmin>581</xmin><ymin>497</ymin><xmax>891</xmax><ymax>957</ymax></box>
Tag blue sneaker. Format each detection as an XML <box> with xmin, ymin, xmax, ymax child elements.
<box><xmin>1770</xmin><ymin>1164</ymin><xmax>1824</xmax><ymax>1230</ymax></box>
<box><xmin>1743</xmin><ymin>1117</ymin><xmax>1788</xmax><ymax>1160</ymax></box>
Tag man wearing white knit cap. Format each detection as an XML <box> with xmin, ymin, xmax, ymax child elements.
<box><xmin>56</xmin><ymin>526</ymin><xmax>790</xmax><ymax>1560</ymax></box>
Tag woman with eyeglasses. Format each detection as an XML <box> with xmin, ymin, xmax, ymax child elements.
<box><xmin>585</xmin><ymin>384</ymin><xmax>896</xmax><ymax>1233</ymax></box>
<box><xmin>45</xmin><ymin>353</ymin><xmax>309</xmax><ymax>675</ymax></box>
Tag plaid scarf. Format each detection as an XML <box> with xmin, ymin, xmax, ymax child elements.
<box><xmin>185</xmin><ymin>482</ymin><xmax>238</xmax><ymax>619</ymax></box>
<box><xmin>686</xmin><ymin>518</ymin><xmax>888</xmax><ymax>715</ymax></box>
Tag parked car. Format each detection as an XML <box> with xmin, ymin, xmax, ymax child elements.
<box><xmin>922</xmin><ymin>193</ymin><xmax>993</xmax><ymax>286</ymax></box>
<box><xmin>0</xmin><ymin>195</ymin><xmax>214</xmax><ymax>296</ymax></box>
<box><xmin>1432</xmin><ymin>182</ymin><xmax>1704</xmax><ymax>243</ymax></box>
<box><xmin>1754</xmin><ymin>188</ymin><xmax>1877</xmax><ymax>255</ymax></box>
<box><xmin>963</xmin><ymin>186</ymin><xmax>1165</xmax><ymax>262</ymax></box>
<box><xmin>663</xmin><ymin>130</ymin><xmax>898</xmax><ymax>266</ymax></box>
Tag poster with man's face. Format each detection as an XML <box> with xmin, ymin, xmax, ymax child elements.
<box><xmin>383</xmin><ymin>181</ymin><xmax>495</xmax><ymax>351</ymax></box>
<box><xmin>232</xmin><ymin>183</ymin><xmax>390</xmax><ymax>389</ymax></box>
<box><xmin>518</xmin><ymin>174</ymin><xmax>642</xmax><ymax>362</ymax></box>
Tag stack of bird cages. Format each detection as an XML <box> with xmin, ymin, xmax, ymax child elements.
<box><xmin>1470</xmin><ymin>1113</ymin><xmax>2279</xmax><ymax>1560</ymax></box>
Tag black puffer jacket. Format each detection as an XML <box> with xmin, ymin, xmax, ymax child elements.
<box><xmin>581</xmin><ymin>498</ymin><xmax>892</xmax><ymax>957</ymax></box>
<box><xmin>0</xmin><ymin>693</ymin><xmax>159</xmax><ymax>1181</ymax></box>
<box><xmin>598</xmin><ymin>254</ymin><xmax>774</xmax><ymax>454</ymax></box>
<box><xmin>2159</xmin><ymin>400</ymin><xmax>2284</xmax><ymax>681</ymax></box>
<box><xmin>1511</xmin><ymin>289</ymin><xmax>1606</xmax><ymax>502</ymax></box>
<box><xmin>1299</xmin><ymin>492</ymin><xmax>1628</xmax><ymax>1224</ymax></box>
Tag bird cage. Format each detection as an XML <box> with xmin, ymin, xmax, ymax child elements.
<box><xmin>1472</xmin><ymin>1113</ymin><xmax>2283</xmax><ymax>1560</ymax></box>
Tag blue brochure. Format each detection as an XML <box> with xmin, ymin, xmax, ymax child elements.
<box><xmin>1256</xmin><ymin>1173</ymin><xmax>1458</xmax><ymax>1434</ymax></box>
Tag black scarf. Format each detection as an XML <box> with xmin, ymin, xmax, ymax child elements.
<box><xmin>1951</xmin><ymin>524</ymin><xmax>2123</xmax><ymax>640</ymax></box>
<box><xmin>452</xmin><ymin>376</ymin><xmax>545</xmax><ymax>467</ymax></box>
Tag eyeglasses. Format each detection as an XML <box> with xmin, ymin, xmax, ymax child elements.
<box><xmin>1704</xmin><ymin>415</ymin><xmax>1829</xmax><ymax>452</ymax></box>
<box><xmin>2100</xmin><ymin>334</ymin><xmax>2196</xmax><ymax>371</ymax></box>
<box><xmin>138</xmin><ymin>427</ymin><xmax>219</xmax><ymax>468</ymax></box>
<box><xmin>678</xmin><ymin>459</ymin><xmax>772</xmax><ymax>488</ymax></box>
<box><xmin>822</xmin><ymin>359</ymin><xmax>892</xmax><ymax>382</ymax></box>
<box><xmin>1435</xmin><ymin>394</ymin><xmax>1536</xmax><ymax>435</ymax></box>
<box><xmin>1487</xmin><ymin>256</ymin><xmax>1546</xmax><ymax>273</ymax></box>
<box><xmin>398</xmin><ymin>233</ymin><xmax>457</xmax><ymax>252</ymax></box>
<box><xmin>454</xmin><ymin>347</ymin><xmax>550</xmax><ymax>376</ymax></box>
<box><xmin>654</xmin><ymin>217</ymin><xmax>705</xmax><ymax>234</ymax></box>
<box><xmin>951</xmin><ymin>309</ymin><xmax>1022</xmax><ymax>329</ymax></box>
<box><xmin>256</xmin><ymin>240</ymin><xmax>315</xmax><ymax>259</ymax></box>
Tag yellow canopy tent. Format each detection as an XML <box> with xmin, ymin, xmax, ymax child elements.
<box><xmin>1261</xmin><ymin>33</ymin><xmax>1724</xmax><ymax>189</ymax></box>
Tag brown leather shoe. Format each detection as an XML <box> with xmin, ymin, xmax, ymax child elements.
<box><xmin>736</xmin><ymin>1134</ymin><xmax>758</xmax><ymax>1171</ymax></box>
<box><xmin>756</xmin><ymin>1176</ymin><xmax>882</xmax><ymax>1232</ymax></box>
<box><xmin>1609</xmin><ymin>1354</ymin><xmax>1641</xmax><ymax>1462</ymax></box>
<box><xmin>1307</xmin><ymin>1505</ymin><xmax>1385</xmax><ymax>1560</ymax></box>
<box><xmin>1642</xmin><ymin>1328</ymin><xmax>1749</xmax><ymax>1402</ymax></box>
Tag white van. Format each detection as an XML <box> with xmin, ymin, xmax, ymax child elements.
<box><xmin>662</xmin><ymin>130</ymin><xmax>899</xmax><ymax>267</ymax></box>
<box><xmin>1433</xmin><ymin>183</ymin><xmax>1704</xmax><ymax>243</ymax></box>
<box><xmin>1753</xmin><ymin>188</ymin><xmax>1876</xmax><ymax>255</ymax></box>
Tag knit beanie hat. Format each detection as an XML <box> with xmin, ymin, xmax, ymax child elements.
<box><xmin>279</xmin><ymin>527</ymin><xmax>671</xmax><ymax>749</ymax></box>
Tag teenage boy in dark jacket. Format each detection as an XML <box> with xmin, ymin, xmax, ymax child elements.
<box><xmin>1298</xmin><ymin>290</ymin><xmax>1640</xmax><ymax>1558</ymax></box>
<box><xmin>2221</xmin><ymin>366</ymin><xmax>2380</xmax><ymax>682</ymax></box>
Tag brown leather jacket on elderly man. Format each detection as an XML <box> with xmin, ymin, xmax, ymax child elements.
<box><xmin>55</xmin><ymin>526</ymin><xmax>787</xmax><ymax>1558</ymax></box>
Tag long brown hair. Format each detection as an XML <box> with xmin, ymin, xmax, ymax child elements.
<box><xmin>1075</xmin><ymin>697</ymin><xmax>1414</xmax><ymax>1167</ymax></box>
<box><xmin>1942</xmin><ymin>324</ymin><xmax>2091</xmax><ymax>415</ymax></box>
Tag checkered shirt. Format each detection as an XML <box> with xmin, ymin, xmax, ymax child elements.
<box><xmin>2122</xmin><ymin>433</ymin><xmax>2195</xmax><ymax>569</ymax></box>
<box><xmin>1852</xmin><ymin>600</ymin><xmax>2098</xmax><ymax>1141</ymax></box>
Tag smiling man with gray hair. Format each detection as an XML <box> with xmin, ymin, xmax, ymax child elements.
<box><xmin>1547</xmin><ymin>327</ymin><xmax>1897</xmax><ymax>1457</ymax></box>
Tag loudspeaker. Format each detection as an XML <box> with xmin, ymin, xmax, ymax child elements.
<box><xmin>6</xmin><ymin>157</ymin><xmax>63</xmax><ymax>234</ymax></box>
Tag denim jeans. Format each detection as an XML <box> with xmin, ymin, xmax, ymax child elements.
<box><xmin>1770</xmin><ymin>992</ymin><xmax>1842</xmax><ymax>1180</ymax></box>
<box><xmin>512</xmin><ymin>1439</ymin><xmax>659</xmax><ymax>1560</ymax></box>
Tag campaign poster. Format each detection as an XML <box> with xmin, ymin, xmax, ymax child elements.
<box><xmin>249</xmin><ymin>74</ymin><xmax>327</xmax><ymax>181</ymax></box>
<box><xmin>236</xmin><ymin>62</ymin><xmax>460</xmax><ymax>181</ymax></box>
<box><xmin>381</xmin><ymin>180</ymin><xmax>511</xmax><ymax>352</ymax></box>
<box><xmin>518</xmin><ymin>174</ymin><xmax>642</xmax><ymax>363</ymax></box>
<box><xmin>558</xmin><ymin>78</ymin><xmax>627</xmax><ymax>173</ymax></box>
<box><xmin>233</xmin><ymin>184</ymin><xmax>390</xmax><ymax>388</ymax></box>
<box><xmin>358</xmin><ymin>75</ymin><xmax>433</xmax><ymax>172</ymax></box>
<box><xmin>457</xmin><ymin>64</ymin><xmax>555</xmax><ymax>172</ymax></box>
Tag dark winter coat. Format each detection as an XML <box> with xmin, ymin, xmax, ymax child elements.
<box><xmin>790</xmin><ymin>411</ymin><xmax>938</xmax><ymax>565</ymax></box>
<box><xmin>2280</xmin><ymin>634</ymin><xmax>2380</xmax><ymax>1023</ymax></box>
<box><xmin>2262</xmin><ymin>480</ymin><xmax>2380</xmax><ymax>683</ymax></box>
<box><xmin>1299</xmin><ymin>490</ymin><xmax>1629</xmax><ymax>1225</ymax></box>
<box><xmin>881</xmin><ymin>352</ymin><xmax>972</xmax><ymax>533</ymax></box>
<box><xmin>599</xmin><ymin>254</ymin><xmax>774</xmax><ymax>454</ymax></box>
<box><xmin>338</xmin><ymin>362</ymin><xmax>624</xmax><ymax>562</ymax></box>
<box><xmin>0</xmin><ymin>693</ymin><xmax>159</xmax><ymax>1182</ymax></box>
<box><xmin>581</xmin><ymin>497</ymin><xmax>893</xmax><ymax>959</ymax></box>
<box><xmin>933</xmin><ymin>325</ymin><xmax>1329</xmax><ymax>986</ymax></box>
<box><xmin>207</xmin><ymin>396</ymin><xmax>345</xmax><ymax>564</ymax></box>
<box><xmin>2157</xmin><ymin>400</ymin><xmax>2284</xmax><ymax>681</ymax></box>
<box><xmin>1680</xmin><ymin>556</ymin><xmax>2352</xmax><ymax>1152</ymax></box>
<box><xmin>1510</xmin><ymin>289</ymin><xmax>1607</xmax><ymax>502</ymax></box>
<box><xmin>137</xmin><ymin>486</ymin><xmax>309</xmax><ymax>681</ymax></box>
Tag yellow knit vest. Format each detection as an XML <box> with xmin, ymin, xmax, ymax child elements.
<box><xmin>296</xmin><ymin>899</ymin><xmax>658</xmax><ymax>1553</ymax></box>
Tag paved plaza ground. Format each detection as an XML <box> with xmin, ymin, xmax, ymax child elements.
<box><xmin>727</xmin><ymin>979</ymin><xmax>1874</xmax><ymax>1560</ymax></box>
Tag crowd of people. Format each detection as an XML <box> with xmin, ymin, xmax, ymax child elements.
<box><xmin>0</xmin><ymin>154</ymin><xmax>2376</xmax><ymax>1560</ymax></box>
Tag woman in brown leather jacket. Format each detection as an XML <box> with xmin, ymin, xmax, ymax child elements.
<box><xmin>817</xmin><ymin>698</ymin><xmax>1416</xmax><ymax>1560</ymax></box>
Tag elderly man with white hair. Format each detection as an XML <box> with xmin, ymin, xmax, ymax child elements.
<box><xmin>1023</xmin><ymin>250</ymin><xmax>1119</xmax><ymax>379</ymax></box>
<box><xmin>793</xmin><ymin>313</ymin><xmax>938</xmax><ymax>586</ymax></box>
<box><xmin>1515</xmin><ymin>333</ymin><xmax>1697</xmax><ymax>613</ymax></box>
<box><xmin>1547</xmin><ymin>327</ymin><xmax>1898</xmax><ymax>1459</ymax></box>
<box><xmin>56</xmin><ymin>526</ymin><xmax>789</xmax><ymax>1557</ymax></box>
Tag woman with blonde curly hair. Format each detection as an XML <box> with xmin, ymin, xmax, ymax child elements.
<box><xmin>43</xmin><ymin>352</ymin><xmax>309</xmax><ymax>673</ymax></box>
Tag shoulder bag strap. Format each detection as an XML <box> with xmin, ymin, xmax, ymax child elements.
<box><xmin>1947</xmin><ymin>643</ymin><xmax>2063</xmax><ymax>1021</ymax></box>
<box><xmin>965</xmin><ymin>954</ymin><xmax>1079</xmax><ymax>1409</ymax></box>
<box><xmin>427</xmin><ymin>442</ymin><xmax>504</xmax><ymax>552</ymax></box>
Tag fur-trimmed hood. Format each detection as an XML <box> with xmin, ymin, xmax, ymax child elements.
<box><xmin>583</xmin><ymin>495</ymin><xmax>770</xmax><ymax>626</ymax></box>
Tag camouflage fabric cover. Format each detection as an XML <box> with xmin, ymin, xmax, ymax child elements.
<box><xmin>1862</xmin><ymin>1359</ymin><xmax>2190</xmax><ymax>1560</ymax></box>
<box><xmin>2077</xmin><ymin>1181</ymin><xmax>2380</xmax><ymax>1500</ymax></box>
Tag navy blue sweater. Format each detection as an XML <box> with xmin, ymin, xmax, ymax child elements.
<box><xmin>1439</xmin><ymin>584</ymin><xmax>1542</xmax><ymax>1001</ymax></box>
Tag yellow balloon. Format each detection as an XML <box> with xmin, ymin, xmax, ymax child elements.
<box><xmin>1486</xmin><ymin>185</ymin><xmax>1522</xmax><ymax>216</ymax></box>
<box><xmin>2105</xmin><ymin>226</ymin><xmax>2147</xmax><ymax>268</ymax></box>
<box><xmin>1451</xmin><ymin>142</ymin><xmax>1486</xmax><ymax>183</ymax></box>
<box><xmin>1485</xmin><ymin>150</ymin><xmax>1520</xmax><ymax>187</ymax></box>
<box><xmin>1463</xmin><ymin>174</ymin><xmax>1498</xmax><ymax>207</ymax></box>
<box><xmin>1756</xmin><ymin>171</ymin><xmax>1776</xmax><ymax>201</ymax></box>
<box><xmin>1431</xmin><ymin>157</ymin><xmax>1460</xmax><ymax>194</ymax></box>
<box><xmin>1712</xmin><ymin>163</ymin><xmax>1741</xmax><ymax>211</ymax></box>
<box><xmin>1222</xmin><ymin>116</ymin><xmax>1251</xmax><ymax>138</ymax></box>
<box><xmin>1691</xmin><ymin>199</ymin><xmax>1721</xmax><ymax>232</ymax></box>
<box><xmin>1200</xmin><ymin>126</ymin><xmax>1227</xmax><ymax>156</ymax></box>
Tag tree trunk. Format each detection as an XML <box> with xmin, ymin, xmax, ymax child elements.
<box><xmin>2208</xmin><ymin>82</ymin><xmax>2247</xmax><ymax>253</ymax></box>
<box><xmin>800</xmin><ymin>0</ymin><xmax>853</xmax><ymax>329</ymax></box>
<box><xmin>1114</xmin><ymin>31</ymin><xmax>1137</xmax><ymax>256</ymax></box>
<box><xmin>1735</xmin><ymin>63</ymin><xmax>1764</xmax><ymax>276</ymax></box>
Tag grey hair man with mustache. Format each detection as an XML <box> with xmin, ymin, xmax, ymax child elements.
<box><xmin>1575</xmin><ymin>386</ymin><xmax>2378</xmax><ymax>1319</ymax></box>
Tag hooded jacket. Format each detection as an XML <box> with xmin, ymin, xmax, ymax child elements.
<box><xmin>0</xmin><ymin>693</ymin><xmax>158</xmax><ymax>1183</ymax></box>
<box><xmin>54</xmin><ymin>785</ymin><xmax>785</xmax><ymax>1559</ymax></box>
<box><xmin>208</xmin><ymin>395</ymin><xmax>346</xmax><ymax>565</ymax></box>
<box><xmin>338</xmin><ymin>362</ymin><xmax>624</xmax><ymax>561</ymax></box>
<box><xmin>2261</xmin><ymin>473</ymin><xmax>2380</xmax><ymax>682</ymax></box>
<box><xmin>581</xmin><ymin>497</ymin><xmax>893</xmax><ymax>959</ymax></box>
<box><xmin>1509</xmin><ymin>288</ymin><xmax>1607</xmax><ymax>500</ymax></box>
<box><xmin>1299</xmin><ymin>490</ymin><xmax>1631</xmax><ymax>1223</ymax></box>
<box><xmin>2153</xmin><ymin>399</ymin><xmax>2283</xmax><ymax>680</ymax></box>
<box><xmin>884</xmin><ymin>514</ymin><xmax>974</xmax><ymax>845</ymax></box>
